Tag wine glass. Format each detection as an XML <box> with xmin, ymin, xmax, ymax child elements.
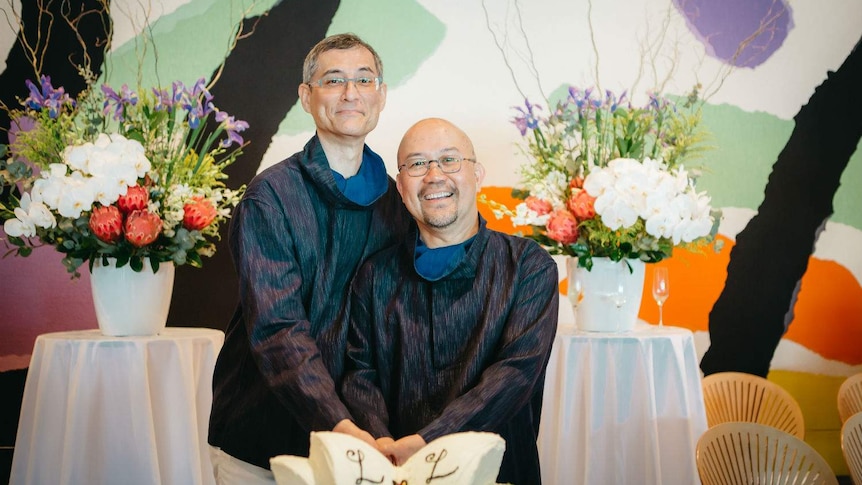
<box><xmin>652</xmin><ymin>267</ymin><xmax>670</xmax><ymax>326</ymax></box>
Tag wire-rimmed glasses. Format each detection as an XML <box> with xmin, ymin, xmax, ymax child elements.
<box><xmin>308</xmin><ymin>75</ymin><xmax>382</xmax><ymax>92</ymax></box>
<box><xmin>398</xmin><ymin>156</ymin><xmax>477</xmax><ymax>177</ymax></box>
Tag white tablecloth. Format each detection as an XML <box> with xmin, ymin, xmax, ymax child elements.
<box><xmin>538</xmin><ymin>322</ymin><xmax>707</xmax><ymax>485</ymax></box>
<box><xmin>10</xmin><ymin>328</ymin><xmax>224</xmax><ymax>485</ymax></box>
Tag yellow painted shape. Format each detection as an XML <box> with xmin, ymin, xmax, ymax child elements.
<box><xmin>768</xmin><ymin>370</ymin><xmax>848</xmax><ymax>476</ymax></box>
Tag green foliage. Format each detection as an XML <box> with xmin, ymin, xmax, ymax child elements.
<box><xmin>493</xmin><ymin>85</ymin><xmax>722</xmax><ymax>269</ymax></box>
<box><xmin>0</xmin><ymin>72</ymin><xmax>247</xmax><ymax>277</ymax></box>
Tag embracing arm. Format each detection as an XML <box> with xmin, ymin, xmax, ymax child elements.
<box><xmin>232</xmin><ymin>193</ymin><xmax>351</xmax><ymax>432</ymax></box>
<box><xmin>341</xmin><ymin>262</ymin><xmax>393</xmax><ymax>440</ymax></box>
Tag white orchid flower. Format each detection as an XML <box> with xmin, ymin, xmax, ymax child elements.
<box><xmin>3</xmin><ymin>193</ymin><xmax>56</xmax><ymax>237</ymax></box>
<box><xmin>512</xmin><ymin>203</ymin><xmax>551</xmax><ymax>227</ymax></box>
<box><xmin>27</xmin><ymin>199</ymin><xmax>57</xmax><ymax>230</ymax></box>
<box><xmin>63</xmin><ymin>143</ymin><xmax>94</xmax><ymax>174</ymax></box>
<box><xmin>4</xmin><ymin>214</ymin><xmax>36</xmax><ymax>237</ymax></box>
<box><xmin>56</xmin><ymin>174</ymin><xmax>95</xmax><ymax>218</ymax></box>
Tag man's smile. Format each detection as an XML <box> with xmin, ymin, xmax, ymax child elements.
<box><xmin>423</xmin><ymin>191</ymin><xmax>453</xmax><ymax>201</ymax></box>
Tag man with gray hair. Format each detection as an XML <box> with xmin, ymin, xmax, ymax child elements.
<box><xmin>208</xmin><ymin>33</ymin><xmax>411</xmax><ymax>484</ymax></box>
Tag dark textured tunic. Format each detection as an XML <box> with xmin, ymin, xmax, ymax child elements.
<box><xmin>342</xmin><ymin>217</ymin><xmax>559</xmax><ymax>485</ymax></box>
<box><xmin>208</xmin><ymin>135</ymin><xmax>411</xmax><ymax>469</ymax></box>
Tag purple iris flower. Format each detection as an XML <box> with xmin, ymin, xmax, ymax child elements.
<box><xmin>186</xmin><ymin>103</ymin><xmax>212</xmax><ymax>130</ymax></box>
<box><xmin>604</xmin><ymin>90</ymin><xmax>627</xmax><ymax>112</ymax></box>
<box><xmin>23</xmin><ymin>75</ymin><xmax>74</xmax><ymax>118</ymax></box>
<box><xmin>189</xmin><ymin>78</ymin><xmax>213</xmax><ymax>103</ymax></box>
<box><xmin>568</xmin><ymin>86</ymin><xmax>588</xmax><ymax>110</ymax></box>
<box><xmin>172</xmin><ymin>81</ymin><xmax>184</xmax><ymax>104</ymax></box>
<box><xmin>648</xmin><ymin>92</ymin><xmax>670</xmax><ymax>112</ymax></box>
<box><xmin>215</xmin><ymin>111</ymin><xmax>249</xmax><ymax>147</ymax></box>
<box><xmin>152</xmin><ymin>84</ymin><xmax>181</xmax><ymax>112</ymax></box>
<box><xmin>101</xmin><ymin>84</ymin><xmax>138</xmax><ymax>121</ymax></box>
<box><xmin>616</xmin><ymin>91</ymin><xmax>628</xmax><ymax>111</ymax></box>
<box><xmin>511</xmin><ymin>99</ymin><xmax>541</xmax><ymax>136</ymax></box>
<box><xmin>182</xmin><ymin>79</ymin><xmax>215</xmax><ymax>129</ymax></box>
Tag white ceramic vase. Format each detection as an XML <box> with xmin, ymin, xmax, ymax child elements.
<box><xmin>567</xmin><ymin>256</ymin><xmax>645</xmax><ymax>332</ymax></box>
<box><xmin>90</xmin><ymin>259</ymin><xmax>175</xmax><ymax>336</ymax></box>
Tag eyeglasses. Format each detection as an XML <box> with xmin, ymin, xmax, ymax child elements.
<box><xmin>308</xmin><ymin>75</ymin><xmax>382</xmax><ymax>91</ymax></box>
<box><xmin>398</xmin><ymin>156</ymin><xmax>476</xmax><ymax>177</ymax></box>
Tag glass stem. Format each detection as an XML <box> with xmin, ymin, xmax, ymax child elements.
<box><xmin>658</xmin><ymin>304</ymin><xmax>664</xmax><ymax>326</ymax></box>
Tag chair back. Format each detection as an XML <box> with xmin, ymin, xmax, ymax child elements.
<box><xmin>702</xmin><ymin>371</ymin><xmax>805</xmax><ymax>438</ymax></box>
<box><xmin>838</xmin><ymin>373</ymin><xmax>862</xmax><ymax>423</ymax></box>
<box><xmin>696</xmin><ymin>421</ymin><xmax>838</xmax><ymax>485</ymax></box>
<box><xmin>842</xmin><ymin>411</ymin><xmax>862</xmax><ymax>485</ymax></box>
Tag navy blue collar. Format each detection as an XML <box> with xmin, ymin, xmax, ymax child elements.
<box><xmin>414</xmin><ymin>234</ymin><xmax>477</xmax><ymax>281</ymax></box>
<box><xmin>330</xmin><ymin>148</ymin><xmax>388</xmax><ymax>206</ymax></box>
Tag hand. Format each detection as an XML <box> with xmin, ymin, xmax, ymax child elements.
<box><xmin>375</xmin><ymin>436</ymin><xmax>396</xmax><ymax>463</ymax></box>
<box><xmin>332</xmin><ymin>419</ymin><xmax>376</xmax><ymax>448</ymax></box>
<box><xmin>381</xmin><ymin>434</ymin><xmax>426</xmax><ymax>466</ymax></box>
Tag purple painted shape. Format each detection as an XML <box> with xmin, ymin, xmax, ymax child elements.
<box><xmin>673</xmin><ymin>0</ymin><xmax>793</xmax><ymax>68</ymax></box>
<box><xmin>0</xmin><ymin>232</ymin><xmax>97</xmax><ymax>371</ymax></box>
<box><xmin>2</xmin><ymin>116</ymin><xmax>96</xmax><ymax>370</ymax></box>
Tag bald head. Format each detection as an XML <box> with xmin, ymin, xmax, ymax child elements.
<box><xmin>395</xmin><ymin>118</ymin><xmax>485</xmax><ymax>247</ymax></box>
<box><xmin>397</xmin><ymin>118</ymin><xmax>476</xmax><ymax>166</ymax></box>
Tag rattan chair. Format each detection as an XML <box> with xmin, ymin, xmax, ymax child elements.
<box><xmin>696</xmin><ymin>421</ymin><xmax>838</xmax><ymax>485</ymax></box>
<box><xmin>701</xmin><ymin>371</ymin><xmax>805</xmax><ymax>438</ymax></box>
<box><xmin>838</xmin><ymin>373</ymin><xmax>862</xmax><ymax>423</ymax></box>
<box><xmin>842</xmin><ymin>411</ymin><xmax>862</xmax><ymax>485</ymax></box>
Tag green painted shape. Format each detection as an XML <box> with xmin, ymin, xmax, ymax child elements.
<box><xmin>98</xmin><ymin>0</ymin><xmax>441</xmax><ymax>149</ymax></box>
<box><xmin>834</xmin><ymin>139</ymin><xmax>862</xmax><ymax>229</ymax></box>
<box><xmin>103</xmin><ymin>0</ymin><xmax>279</xmax><ymax>88</ymax></box>
<box><xmin>277</xmin><ymin>0</ymin><xmax>445</xmax><ymax>135</ymax></box>
<box><xmin>696</xmin><ymin>102</ymin><xmax>862</xmax><ymax>231</ymax></box>
<box><xmin>695</xmin><ymin>103</ymin><xmax>792</xmax><ymax>211</ymax></box>
<box><xmin>547</xmin><ymin>84</ymin><xmax>570</xmax><ymax>107</ymax></box>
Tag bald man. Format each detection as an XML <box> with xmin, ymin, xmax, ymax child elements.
<box><xmin>341</xmin><ymin>118</ymin><xmax>559</xmax><ymax>484</ymax></box>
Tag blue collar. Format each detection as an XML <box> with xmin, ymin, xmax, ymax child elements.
<box><xmin>330</xmin><ymin>148</ymin><xmax>388</xmax><ymax>205</ymax></box>
<box><xmin>414</xmin><ymin>235</ymin><xmax>476</xmax><ymax>281</ymax></box>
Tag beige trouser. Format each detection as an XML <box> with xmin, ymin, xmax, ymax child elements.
<box><xmin>210</xmin><ymin>446</ymin><xmax>276</xmax><ymax>485</ymax></box>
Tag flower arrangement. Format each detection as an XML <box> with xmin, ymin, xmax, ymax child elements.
<box><xmin>0</xmin><ymin>72</ymin><xmax>247</xmax><ymax>276</ymax></box>
<box><xmin>484</xmin><ymin>86</ymin><xmax>721</xmax><ymax>269</ymax></box>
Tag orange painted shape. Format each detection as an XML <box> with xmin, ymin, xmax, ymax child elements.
<box><xmin>784</xmin><ymin>258</ymin><xmax>862</xmax><ymax>364</ymax></box>
<box><xmin>478</xmin><ymin>187</ymin><xmax>531</xmax><ymax>234</ymax></box>
<box><xmin>479</xmin><ymin>186</ymin><xmax>862</xmax><ymax>366</ymax></box>
<box><xmin>637</xmin><ymin>238</ymin><xmax>734</xmax><ymax>332</ymax></box>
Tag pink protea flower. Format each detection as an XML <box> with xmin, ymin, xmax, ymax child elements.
<box><xmin>182</xmin><ymin>197</ymin><xmax>217</xmax><ymax>231</ymax></box>
<box><xmin>117</xmin><ymin>184</ymin><xmax>149</xmax><ymax>213</ymax></box>
<box><xmin>88</xmin><ymin>205</ymin><xmax>123</xmax><ymax>243</ymax></box>
<box><xmin>569</xmin><ymin>176</ymin><xmax>584</xmax><ymax>190</ymax></box>
<box><xmin>525</xmin><ymin>196</ymin><xmax>553</xmax><ymax>216</ymax></box>
<box><xmin>546</xmin><ymin>208</ymin><xmax>579</xmax><ymax>244</ymax></box>
<box><xmin>567</xmin><ymin>189</ymin><xmax>597</xmax><ymax>220</ymax></box>
<box><xmin>124</xmin><ymin>209</ymin><xmax>162</xmax><ymax>247</ymax></box>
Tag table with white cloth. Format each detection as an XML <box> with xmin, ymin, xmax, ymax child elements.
<box><xmin>10</xmin><ymin>327</ymin><xmax>224</xmax><ymax>485</ymax></box>
<box><xmin>538</xmin><ymin>322</ymin><xmax>707</xmax><ymax>485</ymax></box>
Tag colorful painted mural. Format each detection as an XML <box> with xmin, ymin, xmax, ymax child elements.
<box><xmin>1</xmin><ymin>0</ymin><xmax>860</xmax><ymax>476</ymax></box>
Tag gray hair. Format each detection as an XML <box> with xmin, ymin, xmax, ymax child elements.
<box><xmin>302</xmin><ymin>33</ymin><xmax>383</xmax><ymax>83</ymax></box>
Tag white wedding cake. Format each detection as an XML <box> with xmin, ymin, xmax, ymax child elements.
<box><xmin>270</xmin><ymin>431</ymin><xmax>506</xmax><ymax>485</ymax></box>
